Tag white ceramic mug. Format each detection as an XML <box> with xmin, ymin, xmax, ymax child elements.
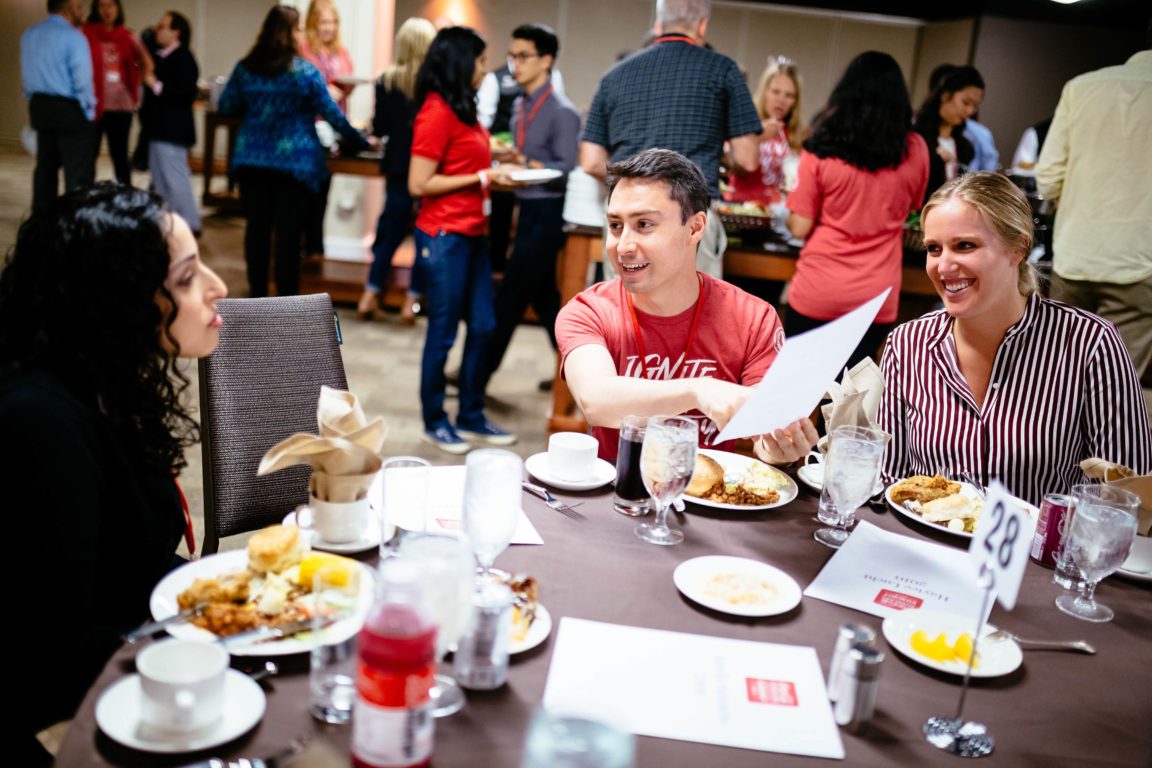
<box><xmin>294</xmin><ymin>495</ymin><xmax>370</xmax><ymax>544</ymax></box>
<box><xmin>136</xmin><ymin>639</ymin><xmax>228</xmax><ymax>734</ymax></box>
<box><xmin>547</xmin><ymin>432</ymin><xmax>598</xmax><ymax>481</ymax></box>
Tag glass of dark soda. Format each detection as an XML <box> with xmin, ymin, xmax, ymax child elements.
<box><xmin>613</xmin><ymin>415</ymin><xmax>650</xmax><ymax>516</ymax></box>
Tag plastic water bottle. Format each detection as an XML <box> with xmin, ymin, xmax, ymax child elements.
<box><xmin>352</xmin><ymin>560</ymin><xmax>437</xmax><ymax>768</ymax></box>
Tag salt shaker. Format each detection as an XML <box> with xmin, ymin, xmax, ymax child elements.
<box><xmin>827</xmin><ymin>622</ymin><xmax>876</xmax><ymax>702</ymax></box>
<box><xmin>833</xmin><ymin>644</ymin><xmax>884</xmax><ymax>734</ymax></box>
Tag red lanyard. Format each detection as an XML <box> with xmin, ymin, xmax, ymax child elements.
<box><xmin>656</xmin><ymin>34</ymin><xmax>697</xmax><ymax>46</ymax></box>
<box><xmin>625</xmin><ymin>273</ymin><xmax>705</xmax><ymax>380</ymax></box>
<box><xmin>173</xmin><ymin>474</ymin><xmax>196</xmax><ymax>558</ymax></box>
<box><xmin>515</xmin><ymin>83</ymin><xmax>553</xmax><ymax>152</ymax></box>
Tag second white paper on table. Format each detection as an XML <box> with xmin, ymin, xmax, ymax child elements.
<box><xmin>543</xmin><ymin>618</ymin><xmax>844</xmax><ymax>759</ymax></box>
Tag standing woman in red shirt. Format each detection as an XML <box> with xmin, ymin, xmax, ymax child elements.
<box><xmin>785</xmin><ymin>51</ymin><xmax>929</xmax><ymax>367</ymax></box>
<box><xmin>726</xmin><ymin>56</ymin><xmax>805</xmax><ymax>207</ymax></box>
<box><xmin>409</xmin><ymin>27</ymin><xmax>516</xmax><ymax>454</ymax></box>
<box><xmin>83</xmin><ymin>0</ymin><xmax>153</xmax><ymax>185</ymax></box>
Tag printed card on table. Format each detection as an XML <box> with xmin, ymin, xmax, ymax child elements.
<box><xmin>804</xmin><ymin>521</ymin><xmax>992</xmax><ymax>622</ymax></box>
<box><xmin>543</xmin><ymin>618</ymin><xmax>844</xmax><ymax>760</ymax></box>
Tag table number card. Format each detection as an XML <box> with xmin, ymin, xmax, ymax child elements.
<box><xmin>968</xmin><ymin>481</ymin><xmax>1038</xmax><ymax>610</ymax></box>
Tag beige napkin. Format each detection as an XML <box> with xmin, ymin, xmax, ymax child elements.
<box><xmin>820</xmin><ymin>358</ymin><xmax>889</xmax><ymax>447</ymax></box>
<box><xmin>1080</xmin><ymin>458</ymin><xmax>1151</xmax><ymax>536</ymax></box>
<box><xmin>257</xmin><ymin>387</ymin><xmax>387</xmax><ymax>503</ymax></box>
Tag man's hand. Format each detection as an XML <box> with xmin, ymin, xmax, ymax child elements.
<box><xmin>754</xmin><ymin>418</ymin><xmax>818</xmax><ymax>465</ymax></box>
<box><xmin>692</xmin><ymin>378</ymin><xmax>753</xmax><ymax>431</ymax></box>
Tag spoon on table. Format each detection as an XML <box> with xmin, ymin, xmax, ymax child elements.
<box><xmin>245</xmin><ymin>660</ymin><xmax>279</xmax><ymax>683</ymax></box>
<box><xmin>985</xmin><ymin>629</ymin><xmax>1096</xmax><ymax>654</ymax></box>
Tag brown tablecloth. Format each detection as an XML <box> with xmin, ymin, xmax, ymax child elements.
<box><xmin>57</xmin><ymin>483</ymin><xmax>1152</xmax><ymax>766</ymax></box>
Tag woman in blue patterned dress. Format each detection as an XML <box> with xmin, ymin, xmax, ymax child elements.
<box><xmin>218</xmin><ymin>4</ymin><xmax>368</xmax><ymax>297</ymax></box>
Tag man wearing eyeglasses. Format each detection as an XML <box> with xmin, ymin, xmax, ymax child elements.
<box><xmin>480</xmin><ymin>23</ymin><xmax>581</xmax><ymax>398</ymax></box>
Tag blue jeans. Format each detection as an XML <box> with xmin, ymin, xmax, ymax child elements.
<box><xmin>367</xmin><ymin>175</ymin><xmax>415</xmax><ymax>292</ymax></box>
<box><xmin>416</xmin><ymin>229</ymin><xmax>495</xmax><ymax>430</ymax></box>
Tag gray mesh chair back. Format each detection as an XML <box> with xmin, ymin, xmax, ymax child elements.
<box><xmin>197</xmin><ymin>294</ymin><xmax>346</xmax><ymax>554</ymax></box>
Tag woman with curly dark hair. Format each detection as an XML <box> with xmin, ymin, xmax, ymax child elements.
<box><xmin>785</xmin><ymin>50</ymin><xmax>930</xmax><ymax>368</ymax></box>
<box><xmin>409</xmin><ymin>26</ymin><xmax>517</xmax><ymax>453</ymax></box>
<box><xmin>913</xmin><ymin>65</ymin><xmax>985</xmax><ymax>204</ymax></box>
<box><xmin>0</xmin><ymin>184</ymin><xmax>226</xmax><ymax>767</ymax></box>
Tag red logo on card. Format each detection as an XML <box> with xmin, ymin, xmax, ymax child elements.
<box><xmin>745</xmin><ymin>678</ymin><xmax>798</xmax><ymax>706</ymax></box>
<box><xmin>874</xmin><ymin>589</ymin><xmax>924</xmax><ymax>610</ymax></box>
<box><xmin>435</xmin><ymin>518</ymin><xmax>462</xmax><ymax>530</ymax></box>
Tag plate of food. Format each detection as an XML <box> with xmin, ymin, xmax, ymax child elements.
<box><xmin>882</xmin><ymin>609</ymin><xmax>1023</xmax><ymax>678</ymax></box>
<box><xmin>885</xmin><ymin>474</ymin><xmax>1037</xmax><ymax>538</ymax></box>
<box><xmin>673</xmin><ymin>556</ymin><xmax>801</xmax><ymax>617</ymax></box>
<box><xmin>683</xmin><ymin>449</ymin><xmax>798</xmax><ymax>511</ymax></box>
<box><xmin>508</xmin><ymin>168</ymin><xmax>563</xmax><ymax>183</ymax></box>
<box><xmin>502</xmin><ymin>573</ymin><xmax>551</xmax><ymax>654</ymax></box>
<box><xmin>149</xmin><ymin>525</ymin><xmax>374</xmax><ymax>656</ymax></box>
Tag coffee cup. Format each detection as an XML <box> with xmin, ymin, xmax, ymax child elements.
<box><xmin>293</xmin><ymin>494</ymin><xmax>370</xmax><ymax>544</ymax></box>
<box><xmin>136</xmin><ymin>639</ymin><xmax>228</xmax><ymax>734</ymax></box>
<box><xmin>547</xmin><ymin>432</ymin><xmax>598</xmax><ymax>481</ymax></box>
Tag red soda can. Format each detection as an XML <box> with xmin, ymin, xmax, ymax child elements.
<box><xmin>1029</xmin><ymin>493</ymin><xmax>1074</xmax><ymax>567</ymax></box>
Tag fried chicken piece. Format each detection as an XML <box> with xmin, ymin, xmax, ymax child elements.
<box><xmin>176</xmin><ymin>570</ymin><xmax>253</xmax><ymax>611</ymax></box>
<box><xmin>890</xmin><ymin>474</ymin><xmax>962</xmax><ymax>505</ymax></box>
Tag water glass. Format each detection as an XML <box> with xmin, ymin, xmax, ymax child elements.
<box><xmin>309</xmin><ymin>562</ymin><xmax>361</xmax><ymax>723</ymax></box>
<box><xmin>814</xmin><ymin>426</ymin><xmax>886</xmax><ymax>549</ymax></box>
<box><xmin>613</xmin><ymin>416</ymin><xmax>650</xmax><ymax>517</ymax></box>
<box><xmin>520</xmin><ymin>709</ymin><xmax>635</xmax><ymax>768</ymax></box>
<box><xmin>1055</xmin><ymin>492</ymin><xmax>1139</xmax><ymax>623</ymax></box>
<box><xmin>634</xmin><ymin>416</ymin><xmax>697</xmax><ymax>546</ymax></box>
<box><xmin>462</xmin><ymin>449</ymin><xmax>524</xmax><ymax>577</ymax></box>
<box><xmin>1054</xmin><ymin>484</ymin><xmax>1139</xmax><ymax>591</ymax></box>
<box><xmin>379</xmin><ymin>456</ymin><xmax>431</xmax><ymax>557</ymax></box>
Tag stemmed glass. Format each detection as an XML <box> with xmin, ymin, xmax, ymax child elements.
<box><xmin>1055</xmin><ymin>499</ymin><xmax>1138</xmax><ymax>623</ymax></box>
<box><xmin>814</xmin><ymin>425</ymin><xmax>886</xmax><ymax>549</ymax></box>
<box><xmin>379</xmin><ymin>456</ymin><xmax>431</xmax><ymax>557</ymax></box>
<box><xmin>635</xmin><ymin>416</ymin><xmax>697</xmax><ymax>546</ymax></box>
<box><xmin>399</xmin><ymin>534</ymin><xmax>475</xmax><ymax>716</ymax></box>
<box><xmin>462</xmin><ymin>449</ymin><xmax>523</xmax><ymax>578</ymax></box>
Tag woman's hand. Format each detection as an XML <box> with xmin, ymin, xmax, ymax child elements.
<box><xmin>761</xmin><ymin>117</ymin><xmax>783</xmax><ymax>139</ymax></box>
<box><xmin>489</xmin><ymin>164</ymin><xmax>524</xmax><ymax>191</ymax></box>
<box><xmin>754</xmin><ymin>418</ymin><xmax>819</xmax><ymax>465</ymax></box>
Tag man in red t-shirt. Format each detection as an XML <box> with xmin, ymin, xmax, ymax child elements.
<box><xmin>556</xmin><ymin>149</ymin><xmax>817</xmax><ymax>463</ymax></box>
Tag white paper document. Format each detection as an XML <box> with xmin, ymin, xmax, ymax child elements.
<box><xmin>543</xmin><ymin>618</ymin><xmax>844</xmax><ymax>760</ymax></box>
<box><xmin>369</xmin><ymin>465</ymin><xmax>542</xmax><ymax>545</ymax></box>
<box><xmin>804</xmin><ymin>520</ymin><xmax>992</xmax><ymax>622</ymax></box>
<box><xmin>715</xmin><ymin>289</ymin><xmax>890</xmax><ymax>442</ymax></box>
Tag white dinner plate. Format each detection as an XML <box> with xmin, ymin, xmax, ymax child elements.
<box><xmin>683</xmin><ymin>449</ymin><xmax>798</xmax><ymax>511</ymax></box>
<box><xmin>279</xmin><ymin>512</ymin><xmax>382</xmax><ymax>554</ymax></box>
<box><xmin>149</xmin><ymin>550</ymin><xmax>375</xmax><ymax>656</ymax></box>
<box><xmin>1117</xmin><ymin>535</ymin><xmax>1152</xmax><ymax>583</ymax></box>
<box><xmin>884</xmin><ymin>480</ymin><xmax>1038</xmax><ymax>539</ymax></box>
<box><xmin>673</xmin><ymin>556</ymin><xmax>802</xmax><ymax>617</ymax></box>
<box><xmin>796</xmin><ymin>461</ymin><xmax>883</xmax><ymax>496</ymax></box>
<box><xmin>96</xmin><ymin>670</ymin><xmax>265</xmax><ymax>753</ymax></box>
<box><xmin>509</xmin><ymin>168</ymin><xmax>563</xmax><ymax>183</ymax></box>
<box><xmin>882</xmin><ymin>610</ymin><xmax>1023</xmax><ymax>678</ymax></box>
<box><xmin>511</xmin><ymin>603</ymin><xmax>552</xmax><ymax>655</ymax></box>
<box><xmin>525</xmin><ymin>452</ymin><xmax>615</xmax><ymax>492</ymax></box>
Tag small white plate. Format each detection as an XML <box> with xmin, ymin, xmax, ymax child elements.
<box><xmin>150</xmin><ymin>550</ymin><xmax>375</xmax><ymax>656</ymax></box>
<box><xmin>1117</xmin><ymin>535</ymin><xmax>1152</xmax><ymax>583</ymax></box>
<box><xmin>882</xmin><ymin>610</ymin><xmax>1023</xmax><ymax>678</ymax></box>
<box><xmin>509</xmin><ymin>168</ymin><xmax>563</xmax><ymax>183</ymax></box>
<box><xmin>95</xmin><ymin>670</ymin><xmax>265</xmax><ymax>753</ymax></box>
<box><xmin>683</xmin><ymin>449</ymin><xmax>798</xmax><ymax>511</ymax></box>
<box><xmin>525</xmin><ymin>452</ymin><xmax>615</xmax><ymax>492</ymax></box>
<box><xmin>279</xmin><ymin>512</ymin><xmax>382</xmax><ymax>554</ymax></box>
<box><xmin>673</xmin><ymin>556</ymin><xmax>802</xmax><ymax>617</ymax></box>
<box><xmin>511</xmin><ymin>603</ymin><xmax>552</xmax><ymax>654</ymax></box>
<box><xmin>884</xmin><ymin>480</ymin><xmax>1038</xmax><ymax>539</ymax></box>
<box><xmin>796</xmin><ymin>461</ymin><xmax>883</xmax><ymax>496</ymax></box>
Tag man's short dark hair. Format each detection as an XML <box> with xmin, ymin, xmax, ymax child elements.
<box><xmin>606</xmin><ymin>149</ymin><xmax>710</xmax><ymax>224</ymax></box>
<box><xmin>167</xmin><ymin>11</ymin><xmax>191</xmax><ymax>47</ymax></box>
<box><xmin>48</xmin><ymin>0</ymin><xmax>70</xmax><ymax>13</ymax></box>
<box><xmin>511</xmin><ymin>23</ymin><xmax>558</xmax><ymax>59</ymax></box>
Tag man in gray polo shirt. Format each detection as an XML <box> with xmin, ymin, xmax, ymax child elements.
<box><xmin>481</xmin><ymin>23</ymin><xmax>581</xmax><ymax>395</ymax></box>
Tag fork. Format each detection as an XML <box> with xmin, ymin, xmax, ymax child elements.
<box><xmin>522</xmin><ymin>482</ymin><xmax>585</xmax><ymax>520</ymax></box>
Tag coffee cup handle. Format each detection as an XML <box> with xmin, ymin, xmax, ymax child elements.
<box><xmin>292</xmin><ymin>504</ymin><xmax>316</xmax><ymax>532</ymax></box>
<box><xmin>805</xmin><ymin>450</ymin><xmax>823</xmax><ymax>467</ymax></box>
<box><xmin>174</xmin><ymin>689</ymin><xmax>196</xmax><ymax>719</ymax></box>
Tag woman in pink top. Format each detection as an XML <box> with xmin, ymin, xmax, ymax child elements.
<box><xmin>726</xmin><ymin>57</ymin><xmax>804</xmax><ymax>207</ymax></box>
<box><xmin>785</xmin><ymin>51</ymin><xmax>929</xmax><ymax>367</ymax></box>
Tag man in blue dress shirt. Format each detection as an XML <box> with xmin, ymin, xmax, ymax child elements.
<box><xmin>20</xmin><ymin>0</ymin><xmax>97</xmax><ymax>212</ymax></box>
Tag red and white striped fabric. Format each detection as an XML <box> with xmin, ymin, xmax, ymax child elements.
<box><xmin>879</xmin><ymin>295</ymin><xmax>1151</xmax><ymax>507</ymax></box>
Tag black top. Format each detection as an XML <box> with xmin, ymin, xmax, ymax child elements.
<box><xmin>373</xmin><ymin>79</ymin><xmax>419</xmax><ymax>177</ymax></box>
<box><xmin>490</xmin><ymin>64</ymin><xmax>521</xmax><ymax>135</ymax></box>
<box><xmin>142</xmin><ymin>44</ymin><xmax>199</xmax><ymax>146</ymax></box>
<box><xmin>1</xmin><ymin>370</ymin><xmax>185</xmax><ymax>763</ymax></box>
<box><xmin>913</xmin><ymin>122</ymin><xmax>975</xmax><ymax>204</ymax></box>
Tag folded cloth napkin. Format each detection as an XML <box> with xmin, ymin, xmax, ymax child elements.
<box><xmin>1079</xmin><ymin>458</ymin><xmax>1151</xmax><ymax>536</ymax></box>
<box><xmin>819</xmin><ymin>358</ymin><xmax>889</xmax><ymax>449</ymax></box>
<box><xmin>257</xmin><ymin>386</ymin><xmax>387</xmax><ymax>503</ymax></box>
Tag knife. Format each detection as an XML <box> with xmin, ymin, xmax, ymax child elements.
<box><xmin>219</xmin><ymin>615</ymin><xmax>336</xmax><ymax>648</ymax></box>
<box><xmin>175</xmin><ymin>735</ymin><xmax>310</xmax><ymax>768</ymax></box>
<box><xmin>122</xmin><ymin>604</ymin><xmax>207</xmax><ymax>643</ymax></box>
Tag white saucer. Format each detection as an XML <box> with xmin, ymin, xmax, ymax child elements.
<box><xmin>1117</xmin><ymin>535</ymin><xmax>1151</xmax><ymax>583</ymax></box>
<box><xmin>280</xmin><ymin>512</ymin><xmax>382</xmax><ymax>554</ymax></box>
<box><xmin>509</xmin><ymin>168</ymin><xmax>563</xmax><ymax>183</ymax></box>
<box><xmin>882</xmin><ymin>610</ymin><xmax>1023</xmax><ymax>678</ymax></box>
<box><xmin>673</xmin><ymin>556</ymin><xmax>802</xmax><ymax>617</ymax></box>
<box><xmin>525</xmin><ymin>452</ymin><xmax>615</xmax><ymax>492</ymax></box>
<box><xmin>95</xmin><ymin>670</ymin><xmax>265</xmax><ymax>753</ymax></box>
<box><xmin>511</xmin><ymin>603</ymin><xmax>552</xmax><ymax>655</ymax></box>
<box><xmin>797</xmin><ymin>461</ymin><xmax>883</xmax><ymax>496</ymax></box>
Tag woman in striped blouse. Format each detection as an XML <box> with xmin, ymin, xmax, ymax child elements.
<box><xmin>879</xmin><ymin>173</ymin><xmax>1150</xmax><ymax>507</ymax></box>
